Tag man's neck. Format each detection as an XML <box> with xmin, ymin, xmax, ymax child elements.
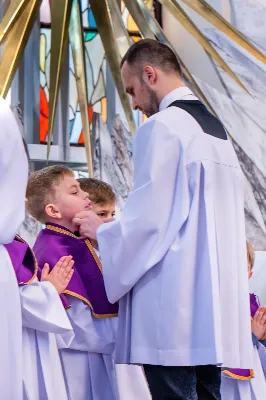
<box><xmin>157</xmin><ymin>80</ymin><xmax>186</xmax><ymax>106</ymax></box>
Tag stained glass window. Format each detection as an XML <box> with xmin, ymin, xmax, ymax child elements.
<box><xmin>39</xmin><ymin>0</ymin><xmax>154</xmax><ymax>144</ymax></box>
<box><xmin>40</xmin><ymin>0</ymin><xmax>51</xmax><ymax>24</ymax></box>
<box><xmin>121</xmin><ymin>0</ymin><xmax>154</xmax><ymax>36</ymax></box>
<box><xmin>40</xmin><ymin>27</ymin><xmax>51</xmax><ymax>143</ymax></box>
<box><xmin>69</xmin><ymin>33</ymin><xmax>107</xmax><ymax>145</ymax></box>
<box><xmin>81</xmin><ymin>0</ymin><xmax>97</xmax><ymax>31</ymax></box>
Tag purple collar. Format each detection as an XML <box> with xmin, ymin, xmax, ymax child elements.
<box><xmin>33</xmin><ymin>223</ymin><xmax>118</xmax><ymax>318</ymax></box>
<box><xmin>4</xmin><ymin>235</ymin><xmax>38</xmax><ymax>285</ymax></box>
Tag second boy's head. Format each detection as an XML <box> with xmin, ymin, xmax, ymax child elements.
<box><xmin>78</xmin><ymin>178</ymin><xmax>116</xmax><ymax>220</ymax></box>
<box><xmin>26</xmin><ymin>165</ymin><xmax>91</xmax><ymax>231</ymax></box>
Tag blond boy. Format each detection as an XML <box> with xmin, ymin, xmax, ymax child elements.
<box><xmin>27</xmin><ymin>166</ymin><xmax>118</xmax><ymax>400</ymax></box>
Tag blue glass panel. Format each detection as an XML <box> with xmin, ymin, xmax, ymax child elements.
<box><xmin>88</xmin><ymin>8</ymin><xmax>96</xmax><ymax>29</ymax></box>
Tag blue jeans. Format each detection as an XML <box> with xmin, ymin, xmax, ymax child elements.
<box><xmin>143</xmin><ymin>365</ymin><xmax>221</xmax><ymax>399</ymax></box>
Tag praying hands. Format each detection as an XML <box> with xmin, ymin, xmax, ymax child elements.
<box><xmin>41</xmin><ymin>255</ymin><xmax>74</xmax><ymax>294</ymax></box>
<box><xmin>251</xmin><ymin>307</ymin><xmax>266</xmax><ymax>341</ymax></box>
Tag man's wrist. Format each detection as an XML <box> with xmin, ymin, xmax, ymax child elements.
<box><xmin>95</xmin><ymin>219</ymin><xmax>106</xmax><ymax>241</ymax></box>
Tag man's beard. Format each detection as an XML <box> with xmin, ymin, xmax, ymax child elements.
<box><xmin>141</xmin><ymin>84</ymin><xmax>159</xmax><ymax>117</ymax></box>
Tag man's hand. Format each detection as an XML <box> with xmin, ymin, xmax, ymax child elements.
<box><xmin>73</xmin><ymin>210</ymin><xmax>104</xmax><ymax>240</ymax></box>
<box><xmin>41</xmin><ymin>255</ymin><xmax>74</xmax><ymax>294</ymax></box>
<box><xmin>251</xmin><ymin>307</ymin><xmax>266</xmax><ymax>340</ymax></box>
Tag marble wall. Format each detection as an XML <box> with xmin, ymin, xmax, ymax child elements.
<box><xmin>196</xmin><ymin>1</ymin><xmax>266</xmax><ymax>250</ymax></box>
<box><xmin>91</xmin><ymin>114</ymin><xmax>133</xmax><ymax>210</ymax></box>
<box><xmin>164</xmin><ymin>0</ymin><xmax>266</xmax><ymax>249</ymax></box>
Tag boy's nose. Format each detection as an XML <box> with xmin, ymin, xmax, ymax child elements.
<box><xmin>82</xmin><ymin>191</ymin><xmax>89</xmax><ymax>200</ymax></box>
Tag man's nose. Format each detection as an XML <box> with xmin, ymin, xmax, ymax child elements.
<box><xmin>132</xmin><ymin>98</ymin><xmax>138</xmax><ymax>111</ymax></box>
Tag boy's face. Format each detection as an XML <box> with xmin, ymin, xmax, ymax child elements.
<box><xmin>91</xmin><ymin>201</ymin><xmax>115</xmax><ymax>220</ymax></box>
<box><xmin>46</xmin><ymin>175</ymin><xmax>92</xmax><ymax>225</ymax></box>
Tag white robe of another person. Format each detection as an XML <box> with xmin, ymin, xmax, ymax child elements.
<box><xmin>115</xmin><ymin>364</ymin><xmax>151</xmax><ymax>400</ymax></box>
<box><xmin>0</xmin><ymin>96</ymin><xmax>29</xmax><ymax>399</ymax></box>
<box><xmin>93</xmin><ymin>247</ymin><xmax>152</xmax><ymax>400</ymax></box>
<box><xmin>59</xmin><ymin>297</ymin><xmax>151</xmax><ymax>400</ymax></box>
<box><xmin>20</xmin><ymin>278</ymin><xmax>74</xmax><ymax>400</ymax></box>
<box><xmin>97</xmin><ymin>87</ymin><xmax>253</xmax><ymax>369</ymax></box>
<box><xmin>95</xmin><ymin>248</ymin><xmax>151</xmax><ymax>400</ymax></box>
<box><xmin>58</xmin><ymin>297</ymin><xmax>118</xmax><ymax>400</ymax></box>
<box><xmin>221</xmin><ymin>342</ymin><xmax>266</xmax><ymax>399</ymax></box>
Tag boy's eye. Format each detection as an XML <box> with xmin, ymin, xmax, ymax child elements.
<box><xmin>97</xmin><ymin>213</ymin><xmax>106</xmax><ymax>217</ymax></box>
<box><xmin>72</xmin><ymin>191</ymin><xmax>78</xmax><ymax>195</ymax></box>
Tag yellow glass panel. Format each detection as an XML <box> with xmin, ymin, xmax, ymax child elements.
<box><xmin>122</xmin><ymin>0</ymin><xmax>152</xmax><ymax>12</ymax></box>
<box><xmin>101</xmin><ymin>97</ymin><xmax>107</xmax><ymax>123</ymax></box>
<box><xmin>127</xmin><ymin>14</ymin><xmax>138</xmax><ymax>32</ymax></box>
<box><xmin>131</xmin><ymin>35</ymin><xmax>141</xmax><ymax>42</ymax></box>
<box><xmin>40</xmin><ymin>34</ymin><xmax>46</xmax><ymax>73</ymax></box>
<box><xmin>126</xmin><ymin>1</ymin><xmax>153</xmax><ymax>32</ymax></box>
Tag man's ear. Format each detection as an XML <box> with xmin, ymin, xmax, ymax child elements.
<box><xmin>45</xmin><ymin>203</ymin><xmax>61</xmax><ymax>219</ymax></box>
<box><xmin>143</xmin><ymin>65</ymin><xmax>157</xmax><ymax>85</ymax></box>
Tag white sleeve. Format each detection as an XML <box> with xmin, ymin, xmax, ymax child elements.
<box><xmin>20</xmin><ymin>278</ymin><xmax>73</xmax><ymax>334</ymax></box>
<box><xmin>97</xmin><ymin>118</ymin><xmax>190</xmax><ymax>303</ymax></box>
<box><xmin>63</xmin><ymin>297</ymin><xmax>117</xmax><ymax>355</ymax></box>
<box><xmin>0</xmin><ymin>246</ymin><xmax>23</xmax><ymax>400</ymax></box>
<box><xmin>257</xmin><ymin>341</ymin><xmax>266</xmax><ymax>377</ymax></box>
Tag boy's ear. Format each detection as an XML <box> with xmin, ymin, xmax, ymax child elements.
<box><xmin>45</xmin><ymin>203</ymin><xmax>61</xmax><ymax>219</ymax></box>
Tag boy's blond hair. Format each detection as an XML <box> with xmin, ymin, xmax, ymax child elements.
<box><xmin>78</xmin><ymin>178</ymin><xmax>116</xmax><ymax>205</ymax></box>
<box><xmin>246</xmin><ymin>241</ymin><xmax>255</xmax><ymax>271</ymax></box>
<box><xmin>26</xmin><ymin>165</ymin><xmax>74</xmax><ymax>223</ymax></box>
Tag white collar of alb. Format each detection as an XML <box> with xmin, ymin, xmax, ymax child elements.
<box><xmin>159</xmin><ymin>87</ymin><xmax>195</xmax><ymax>111</ymax></box>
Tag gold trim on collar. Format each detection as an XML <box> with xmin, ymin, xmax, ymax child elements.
<box><xmin>85</xmin><ymin>239</ymin><xmax>102</xmax><ymax>273</ymax></box>
<box><xmin>46</xmin><ymin>224</ymin><xmax>83</xmax><ymax>239</ymax></box>
<box><xmin>223</xmin><ymin>369</ymin><xmax>254</xmax><ymax>381</ymax></box>
<box><xmin>46</xmin><ymin>224</ymin><xmax>103</xmax><ymax>274</ymax></box>
<box><xmin>45</xmin><ymin>225</ymin><xmax>115</xmax><ymax>317</ymax></box>
<box><xmin>64</xmin><ymin>290</ymin><xmax>117</xmax><ymax>319</ymax></box>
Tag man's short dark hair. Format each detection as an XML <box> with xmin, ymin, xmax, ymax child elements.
<box><xmin>120</xmin><ymin>39</ymin><xmax>181</xmax><ymax>76</ymax></box>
